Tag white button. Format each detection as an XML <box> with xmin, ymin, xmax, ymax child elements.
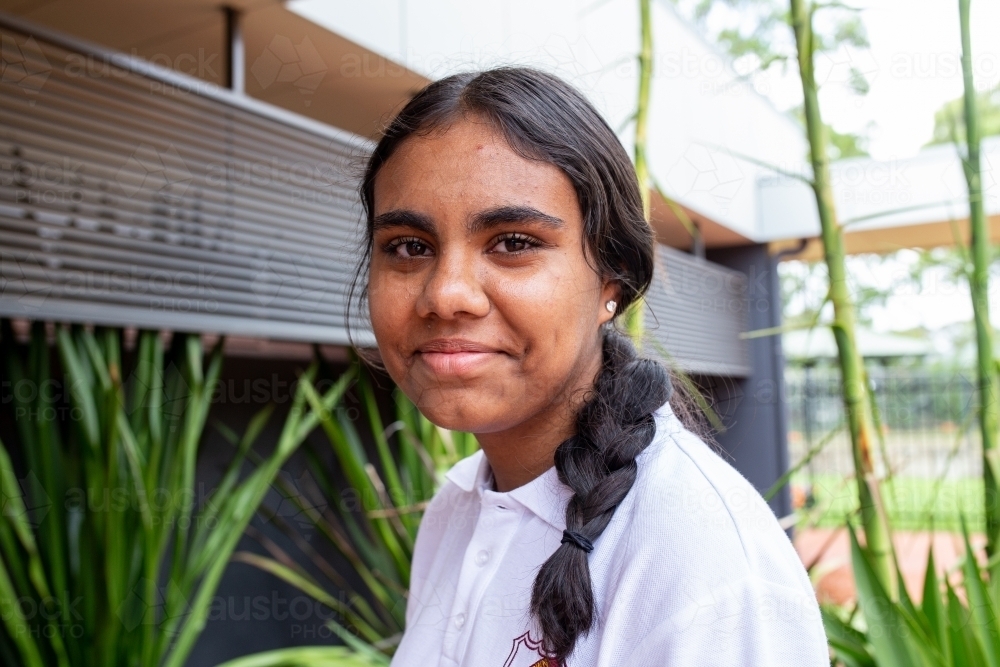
<box><xmin>454</xmin><ymin>612</ymin><xmax>466</xmax><ymax>629</ymax></box>
<box><xmin>475</xmin><ymin>550</ymin><xmax>489</xmax><ymax>566</ymax></box>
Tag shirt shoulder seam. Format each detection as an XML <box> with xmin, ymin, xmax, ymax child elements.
<box><xmin>665</xmin><ymin>430</ymin><xmax>753</xmax><ymax>566</ymax></box>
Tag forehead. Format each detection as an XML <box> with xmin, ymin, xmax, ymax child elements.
<box><xmin>372</xmin><ymin>117</ymin><xmax>581</xmax><ymax>220</ymax></box>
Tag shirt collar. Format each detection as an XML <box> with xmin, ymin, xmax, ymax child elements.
<box><xmin>444</xmin><ymin>449</ymin><xmax>486</xmax><ymax>493</ymax></box>
<box><xmin>445</xmin><ymin>450</ymin><xmax>572</xmax><ymax>531</ymax></box>
<box><xmin>442</xmin><ymin>399</ymin><xmax>676</xmax><ymax>530</ymax></box>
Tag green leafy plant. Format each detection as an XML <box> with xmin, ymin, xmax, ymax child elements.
<box><xmin>214</xmin><ymin>645</ymin><xmax>387</xmax><ymax>667</ymax></box>
<box><xmin>236</xmin><ymin>362</ymin><xmax>476</xmax><ymax>662</ymax></box>
<box><xmin>0</xmin><ymin>321</ymin><xmax>352</xmax><ymax>667</ymax></box>
<box><xmin>824</xmin><ymin>518</ymin><xmax>1000</xmax><ymax>667</ymax></box>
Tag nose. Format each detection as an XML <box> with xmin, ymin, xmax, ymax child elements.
<box><xmin>415</xmin><ymin>248</ymin><xmax>491</xmax><ymax>321</ymax></box>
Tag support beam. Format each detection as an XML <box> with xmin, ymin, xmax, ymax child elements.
<box><xmin>224</xmin><ymin>6</ymin><xmax>244</xmax><ymax>93</ymax></box>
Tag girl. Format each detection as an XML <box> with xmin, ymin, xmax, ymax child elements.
<box><xmin>355</xmin><ymin>67</ymin><xmax>828</xmax><ymax>666</ymax></box>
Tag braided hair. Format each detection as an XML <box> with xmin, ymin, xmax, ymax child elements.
<box><xmin>355</xmin><ymin>67</ymin><xmax>681</xmax><ymax>662</ymax></box>
<box><xmin>532</xmin><ymin>329</ymin><xmax>671</xmax><ymax>659</ymax></box>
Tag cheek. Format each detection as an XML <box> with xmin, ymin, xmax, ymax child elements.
<box><xmin>367</xmin><ymin>268</ymin><xmax>414</xmax><ymax>358</ymax></box>
<box><xmin>492</xmin><ymin>256</ymin><xmax>602</xmax><ymax>356</ymax></box>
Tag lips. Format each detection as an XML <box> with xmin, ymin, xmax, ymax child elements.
<box><xmin>415</xmin><ymin>338</ymin><xmax>501</xmax><ymax>375</ymax></box>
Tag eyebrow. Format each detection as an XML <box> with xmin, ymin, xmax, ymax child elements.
<box><xmin>372</xmin><ymin>210</ymin><xmax>434</xmax><ymax>234</ymax></box>
<box><xmin>468</xmin><ymin>205</ymin><xmax>565</xmax><ymax>233</ymax></box>
<box><xmin>372</xmin><ymin>205</ymin><xmax>565</xmax><ymax>236</ymax></box>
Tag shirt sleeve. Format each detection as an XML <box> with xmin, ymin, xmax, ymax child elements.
<box><xmin>615</xmin><ymin>574</ymin><xmax>829</xmax><ymax>667</ymax></box>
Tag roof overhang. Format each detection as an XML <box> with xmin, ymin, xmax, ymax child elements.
<box><xmin>0</xmin><ymin>0</ymin><xmax>429</xmax><ymax>138</ymax></box>
<box><xmin>649</xmin><ymin>188</ymin><xmax>751</xmax><ymax>250</ymax></box>
<box><xmin>762</xmin><ymin>137</ymin><xmax>1000</xmax><ymax>261</ymax></box>
<box><xmin>769</xmin><ymin>213</ymin><xmax>1000</xmax><ymax>261</ymax></box>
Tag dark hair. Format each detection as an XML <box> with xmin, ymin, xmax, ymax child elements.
<box><xmin>354</xmin><ymin>67</ymin><xmax>675</xmax><ymax>662</ymax></box>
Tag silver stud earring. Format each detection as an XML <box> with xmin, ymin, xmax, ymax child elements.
<box><xmin>606</xmin><ymin>300</ymin><xmax>617</xmax><ymax>313</ymax></box>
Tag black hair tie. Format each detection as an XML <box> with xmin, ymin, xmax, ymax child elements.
<box><xmin>561</xmin><ymin>530</ymin><xmax>594</xmax><ymax>554</ymax></box>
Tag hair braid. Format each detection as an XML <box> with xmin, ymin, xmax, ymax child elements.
<box><xmin>530</xmin><ymin>329</ymin><xmax>673</xmax><ymax>662</ymax></box>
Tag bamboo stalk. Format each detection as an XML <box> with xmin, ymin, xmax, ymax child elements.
<box><xmin>624</xmin><ymin>0</ymin><xmax>655</xmax><ymax>341</ymax></box>
<box><xmin>788</xmin><ymin>0</ymin><xmax>896</xmax><ymax>598</ymax></box>
<box><xmin>635</xmin><ymin>0</ymin><xmax>653</xmax><ymax>224</ymax></box>
<box><xmin>958</xmin><ymin>0</ymin><xmax>1000</xmax><ymax>560</ymax></box>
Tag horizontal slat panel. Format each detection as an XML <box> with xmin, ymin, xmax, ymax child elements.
<box><xmin>0</xmin><ymin>19</ymin><xmax>372</xmax><ymax>344</ymax></box>
<box><xmin>645</xmin><ymin>245</ymin><xmax>751</xmax><ymax>377</ymax></box>
<box><xmin>0</xmin><ymin>16</ymin><xmax>750</xmax><ymax>376</ymax></box>
<box><xmin>0</xmin><ymin>225</ymin><xmax>353</xmax><ymax>292</ymax></box>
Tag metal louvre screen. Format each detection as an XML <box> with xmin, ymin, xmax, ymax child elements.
<box><xmin>0</xmin><ymin>16</ymin><xmax>751</xmax><ymax>376</ymax></box>
<box><xmin>645</xmin><ymin>245</ymin><xmax>751</xmax><ymax>377</ymax></box>
<box><xmin>0</xmin><ymin>19</ymin><xmax>373</xmax><ymax>344</ymax></box>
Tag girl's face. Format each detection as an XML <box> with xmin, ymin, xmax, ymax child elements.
<box><xmin>368</xmin><ymin>117</ymin><xmax>618</xmax><ymax>435</ymax></box>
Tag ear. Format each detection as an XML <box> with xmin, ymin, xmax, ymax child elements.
<box><xmin>597</xmin><ymin>280</ymin><xmax>622</xmax><ymax>326</ymax></box>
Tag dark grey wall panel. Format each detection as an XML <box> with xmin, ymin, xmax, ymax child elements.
<box><xmin>706</xmin><ymin>244</ymin><xmax>791</xmax><ymax>521</ymax></box>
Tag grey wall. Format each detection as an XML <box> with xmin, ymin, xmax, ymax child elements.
<box><xmin>706</xmin><ymin>243</ymin><xmax>792</xmax><ymax>520</ymax></box>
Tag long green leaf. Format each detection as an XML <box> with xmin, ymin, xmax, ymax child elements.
<box><xmin>55</xmin><ymin>328</ymin><xmax>100</xmax><ymax>452</ymax></box>
<box><xmin>213</xmin><ymin>646</ymin><xmax>387</xmax><ymax>667</ymax></box>
<box><xmin>0</xmin><ymin>556</ymin><xmax>45</xmax><ymax>667</ymax></box>
<box><xmin>358</xmin><ymin>372</ymin><xmax>414</xmax><ymax>541</ymax></box>
<box><xmin>193</xmin><ymin>405</ymin><xmax>276</xmax><ymax>552</ymax></box>
<box><xmin>299</xmin><ymin>382</ymin><xmax>408</xmax><ymax>577</ymax></box>
<box><xmin>921</xmin><ymin>546</ymin><xmax>951</xmax><ymax>660</ymax></box>
<box><xmin>961</xmin><ymin>518</ymin><xmax>1000</xmax><ymax>667</ymax></box>
<box><xmin>820</xmin><ymin>606</ymin><xmax>875</xmax><ymax>667</ymax></box>
<box><xmin>848</xmin><ymin>526</ymin><xmax>924</xmax><ymax>666</ymax></box>
<box><xmin>947</xmin><ymin>577</ymin><xmax>988</xmax><ymax>667</ymax></box>
<box><xmin>231</xmin><ymin>553</ymin><xmax>382</xmax><ymax>643</ymax></box>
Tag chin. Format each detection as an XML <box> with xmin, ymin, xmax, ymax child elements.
<box><xmin>408</xmin><ymin>387</ymin><xmax>513</xmax><ymax>435</ymax></box>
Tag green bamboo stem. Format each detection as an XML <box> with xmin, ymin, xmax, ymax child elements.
<box><xmin>624</xmin><ymin>0</ymin><xmax>654</xmax><ymax>341</ymax></box>
<box><xmin>635</xmin><ymin>0</ymin><xmax>653</xmax><ymax>223</ymax></box>
<box><xmin>958</xmin><ymin>0</ymin><xmax>1000</xmax><ymax>559</ymax></box>
<box><xmin>789</xmin><ymin>0</ymin><xmax>896</xmax><ymax>598</ymax></box>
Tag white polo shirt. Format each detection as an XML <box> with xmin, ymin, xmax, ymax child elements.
<box><xmin>391</xmin><ymin>401</ymin><xmax>829</xmax><ymax>666</ymax></box>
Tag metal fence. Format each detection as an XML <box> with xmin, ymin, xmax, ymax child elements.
<box><xmin>784</xmin><ymin>365</ymin><xmax>983</xmax><ymax>529</ymax></box>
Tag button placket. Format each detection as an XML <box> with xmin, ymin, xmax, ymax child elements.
<box><xmin>441</xmin><ymin>495</ymin><xmax>521</xmax><ymax>664</ymax></box>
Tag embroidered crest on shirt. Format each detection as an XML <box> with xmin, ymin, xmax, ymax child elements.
<box><xmin>503</xmin><ymin>631</ymin><xmax>561</xmax><ymax>667</ymax></box>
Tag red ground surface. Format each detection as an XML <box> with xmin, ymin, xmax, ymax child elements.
<box><xmin>793</xmin><ymin>528</ymin><xmax>988</xmax><ymax>605</ymax></box>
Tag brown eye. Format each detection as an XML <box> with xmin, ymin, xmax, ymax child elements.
<box><xmin>489</xmin><ymin>234</ymin><xmax>536</xmax><ymax>254</ymax></box>
<box><xmin>389</xmin><ymin>237</ymin><xmax>432</xmax><ymax>258</ymax></box>
<box><xmin>404</xmin><ymin>241</ymin><xmax>429</xmax><ymax>256</ymax></box>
